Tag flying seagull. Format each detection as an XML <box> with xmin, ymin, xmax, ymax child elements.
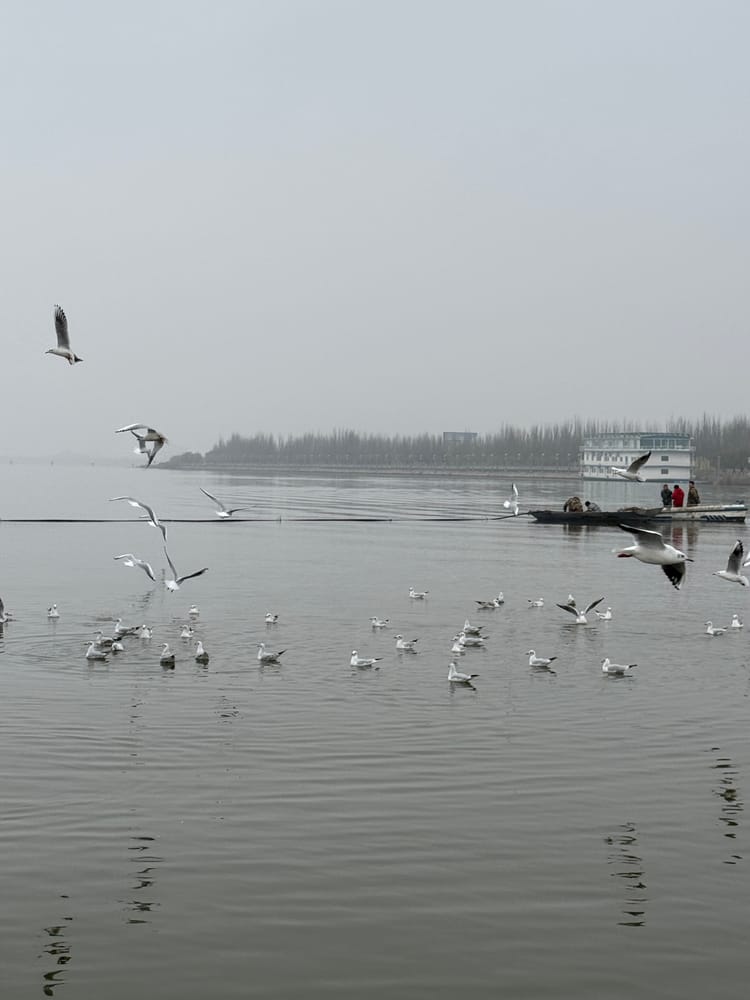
<box><xmin>503</xmin><ymin>482</ymin><xmax>520</xmax><ymax>515</ymax></box>
<box><xmin>199</xmin><ymin>487</ymin><xmax>251</xmax><ymax>518</ymax></box>
<box><xmin>163</xmin><ymin>547</ymin><xmax>208</xmax><ymax>592</ymax></box>
<box><xmin>113</xmin><ymin>553</ymin><xmax>156</xmax><ymax>582</ymax></box>
<box><xmin>46</xmin><ymin>305</ymin><xmax>82</xmax><ymax>364</ymax></box>
<box><xmin>713</xmin><ymin>539</ymin><xmax>749</xmax><ymax>587</ymax></box>
<box><xmin>109</xmin><ymin>496</ymin><xmax>168</xmax><ymax>542</ymax></box>
<box><xmin>611</xmin><ymin>451</ymin><xmax>651</xmax><ymax>482</ymax></box>
<box><xmin>115</xmin><ymin>424</ymin><xmax>168</xmax><ymax>467</ymax></box>
<box><xmin>556</xmin><ymin>596</ymin><xmax>604</xmax><ymax>624</ymax></box>
<box><xmin>614</xmin><ymin>523</ymin><xmax>691</xmax><ymax>590</ymax></box>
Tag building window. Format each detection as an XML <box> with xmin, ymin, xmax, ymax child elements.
<box><xmin>661</xmin><ymin>455</ymin><xmax>669</xmax><ymax>462</ymax></box>
<box><xmin>661</xmin><ymin>468</ymin><xmax>669</xmax><ymax>475</ymax></box>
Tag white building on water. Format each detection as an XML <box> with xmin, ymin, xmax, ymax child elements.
<box><xmin>580</xmin><ymin>432</ymin><xmax>694</xmax><ymax>481</ymax></box>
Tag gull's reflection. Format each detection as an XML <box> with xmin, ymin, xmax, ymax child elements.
<box><xmin>123</xmin><ymin>834</ymin><xmax>164</xmax><ymax>923</ymax></box>
<box><xmin>710</xmin><ymin>746</ymin><xmax>743</xmax><ymax>865</ymax></box>
<box><xmin>39</xmin><ymin>898</ymin><xmax>73</xmax><ymax>996</ymax></box>
<box><xmin>605</xmin><ymin>821</ymin><xmax>648</xmax><ymax>927</ymax></box>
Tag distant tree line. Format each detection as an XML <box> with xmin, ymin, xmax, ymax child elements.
<box><xmin>162</xmin><ymin>415</ymin><xmax>750</xmax><ymax>473</ymax></box>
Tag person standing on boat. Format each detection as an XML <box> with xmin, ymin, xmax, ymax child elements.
<box><xmin>660</xmin><ymin>483</ymin><xmax>673</xmax><ymax>507</ymax></box>
<box><xmin>672</xmin><ymin>483</ymin><xmax>685</xmax><ymax>507</ymax></box>
<box><xmin>687</xmin><ymin>480</ymin><xmax>700</xmax><ymax>506</ymax></box>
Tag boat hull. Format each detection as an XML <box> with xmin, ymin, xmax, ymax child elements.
<box><xmin>529</xmin><ymin>503</ymin><xmax>747</xmax><ymax>525</ymax></box>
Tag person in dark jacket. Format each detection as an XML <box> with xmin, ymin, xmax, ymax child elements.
<box><xmin>687</xmin><ymin>480</ymin><xmax>700</xmax><ymax>506</ymax></box>
<box><xmin>660</xmin><ymin>483</ymin><xmax>673</xmax><ymax>507</ymax></box>
<box><xmin>672</xmin><ymin>483</ymin><xmax>685</xmax><ymax>507</ymax></box>
<box><xmin>584</xmin><ymin>500</ymin><xmax>601</xmax><ymax>512</ymax></box>
<box><xmin>563</xmin><ymin>496</ymin><xmax>583</xmax><ymax>513</ymax></box>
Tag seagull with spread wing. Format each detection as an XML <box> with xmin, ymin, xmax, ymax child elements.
<box><xmin>109</xmin><ymin>496</ymin><xmax>168</xmax><ymax>542</ymax></box>
<box><xmin>614</xmin><ymin>523</ymin><xmax>691</xmax><ymax>590</ymax></box>
<box><xmin>46</xmin><ymin>305</ymin><xmax>82</xmax><ymax>364</ymax></box>
<box><xmin>199</xmin><ymin>487</ymin><xmax>251</xmax><ymax>518</ymax></box>
<box><xmin>611</xmin><ymin>451</ymin><xmax>651</xmax><ymax>482</ymax></box>
<box><xmin>163</xmin><ymin>547</ymin><xmax>208</xmax><ymax>592</ymax></box>
<box><xmin>115</xmin><ymin>424</ymin><xmax>168</xmax><ymax>466</ymax></box>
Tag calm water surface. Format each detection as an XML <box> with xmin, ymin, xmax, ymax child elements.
<box><xmin>1</xmin><ymin>465</ymin><xmax>748</xmax><ymax>998</ymax></box>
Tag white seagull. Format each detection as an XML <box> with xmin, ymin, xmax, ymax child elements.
<box><xmin>731</xmin><ymin>614</ymin><xmax>744</xmax><ymax>630</ymax></box>
<box><xmin>265</xmin><ymin>612</ymin><xmax>279</xmax><ymax>624</ymax></box>
<box><xmin>47</xmin><ymin>604</ymin><xmax>60</xmax><ymax>619</ymax></box>
<box><xmin>611</xmin><ymin>451</ymin><xmax>651</xmax><ymax>482</ymax></box>
<box><xmin>46</xmin><ymin>305</ymin><xmax>82</xmax><ymax>364</ymax></box>
<box><xmin>113</xmin><ymin>553</ymin><xmax>156</xmax><ymax>582</ymax></box>
<box><xmin>85</xmin><ymin>641</ymin><xmax>108</xmax><ymax>661</ymax></box>
<box><xmin>369</xmin><ymin>616</ymin><xmax>390</xmax><ymax>628</ymax></box>
<box><xmin>713</xmin><ymin>540</ymin><xmax>749</xmax><ymax>587</ymax></box>
<box><xmin>180</xmin><ymin>624</ymin><xmax>195</xmax><ymax>640</ymax></box>
<box><xmin>595</xmin><ymin>607</ymin><xmax>613</xmax><ymax>621</ymax></box>
<box><xmin>409</xmin><ymin>587</ymin><xmax>429</xmax><ymax>599</ymax></box>
<box><xmin>195</xmin><ymin>640</ymin><xmax>209</xmax><ymax>664</ymax></box>
<box><xmin>527</xmin><ymin>649</ymin><xmax>557</xmax><ymax>668</ymax></box>
<box><xmin>109</xmin><ymin>496</ymin><xmax>168</xmax><ymax>543</ymax></box>
<box><xmin>462</xmin><ymin>619</ymin><xmax>484</xmax><ymax>636</ymax></box>
<box><xmin>160</xmin><ymin>643</ymin><xmax>176</xmax><ymax>667</ymax></box>
<box><xmin>450</xmin><ymin>635</ymin><xmax>465</xmax><ymax>655</ymax></box>
<box><xmin>163</xmin><ymin>547</ymin><xmax>208</xmax><ymax>592</ymax></box>
<box><xmin>528</xmin><ymin>598</ymin><xmax>544</xmax><ymax>608</ymax></box>
<box><xmin>476</xmin><ymin>593</ymin><xmax>504</xmax><ymax>609</ymax></box>
<box><xmin>258</xmin><ymin>642</ymin><xmax>286</xmax><ymax>664</ymax></box>
<box><xmin>395</xmin><ymin>634</ymin><xmax>419</xmax><ymax>652</ymax></box>
<box><xmin>458</xmin><ymin>631</ymin><xmax>487</xmax><ymax>647</ymax></box>
<box><xmin>448</xmin><ymin>662</ymin><xmax>478</xmax><ymax>686</ymax></box>
<box><xmin>503</xmin><ymin>483</ymin><xmax>520</xmax><ymax>515</ymax></box>
<box><xmin>115</xmin><ymin>424</ymin><xmax>168</xmax><ymax>467</ymax></box>
<box><xmin>556</xmin><ymin>597</ymin><xmax>604</xmax><ymax>624</ymax></box>
<box><xmin>350</xmin><ymin>650</ymin><xmax>382</xmax><ymax>667</ymax></box>
<box><xmin>113</xmin><ymin>617</ymin><xmax>139</xmax><ymax>638</ymax></box>
<box><xmin>705</xmin><ymin>621</ymin><xmax>727</xmax><ymax>637</ymax></box>
<box><xmin>601</xmin><ymin>657</ymin><xmax>637</xmax><ymax>676</ymax></box>
<box><xmin>139</xmin><ymin>625</ymin><xmax>152</xmax><ymax>640</ymax></box>
<box><xmin>614</xmin><ymin>523</ymin><xmax>691</xmax><ymax>590</ymax></box>
<box><xmin>200</xmin><ymin>487</ymin><xmax>250</xmax><ymax>518</ymax></box>
<box><xmin>0</xmin><ymin>597</ymin><xmax>8</xmax><ymax>625</ymax></box>
<box><xmin>188</xmin><ymin>605</ymin><xmax>200</xmax><ymax>619</ymax></box>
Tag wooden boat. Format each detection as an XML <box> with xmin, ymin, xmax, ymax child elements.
<box><xmin>529</xmin><ymin>503</ymin><xmax>747</xmax><ymax>526</ymax></box>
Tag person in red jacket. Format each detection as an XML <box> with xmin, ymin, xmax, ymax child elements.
<box><xmin>672</xmin><ymin>483</ymin><xmax>685</xmax><ymax>507</ymax></box>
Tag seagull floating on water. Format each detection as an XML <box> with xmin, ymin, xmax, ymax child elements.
<box><xmin>109</xmin><ymin>496</ymin><xmax>168</xmax><ymax>542</ymax></box>
<box><xmin>527</xmin><ymin>649</ymin><xmax>557</xmax><ymax>668</ymax></box>
<box><xmin>476</xmin><ymin>594</ymin><xmax>504</xmax><ymax>609</ymax></box>
<box><xmin>139</xmin><ymin>625</ymin><xmax>152</xmax><ymax>640</ymax></box>
<box><xmin>113</xmin><ymin>553</ymin><xmax>156</xmax><ymax>582</ymax></box>
<box><xmin>458</xmin><ymin>631</ymin><xmax>486</xmax><ymax>647</ymax></box>
<box><xmin>188</xmin><ymin>605</ymin><xmax>200</xmax><ymax>619</ymax></box>
<box><xmin>265</xmin><ymin>612</ymin><xmax>279</xmax><ymax>624</ymax></box>
<box><xmin>113</xmin><ymin>617</ymin><xmax>139</xmax><ymax>638</ymax></box>
<box><xmin>503</xmin><ymin>483</ymin><xmax>520</xmax><ymax>516</ymax></box>
<box><xmin>528</xmin><ymin>598</ymin><xmax>544</xmax><ymax>608</ymax></box>
<box><xmin>731</xmin><ymin>614</ymin><xmax>744</xmax><ymax>629</ymax></box>
<box><xmin>115</xmin><ymin>424</ymin><xmax>168</xmax><ymax>467</ymax></box>
<box><xmin>705</xmin><ymin>621</ymin><xmax>727</xmax><ymax>637</ymax></box>
<box><xmin>556</xmin><ymin>596</ymin><xmax>604</xmax><ymax>624</ymax></box>
<box><xmin>350</xmin><ymin>650</ymin><xmax>381</xmax><ymax>667</ymax></box>
<box><xmin>47</xmin><ymin>604</ymin><xmax>59</xmax><ymax>619</ymax></box>
<box><xmin>111</xmin><ymin>640</ymin><xmax>125</xmax><ymax>653</ymax></box>
<box><xmin>180</xmin><ymin>624</ymin><xmax>195</xmax><ymax>640</ymax></box>
<box><xmin>85</xmin><ymin>641</ymin><xmax>108</xmax><ymax>661</ymax></box>
<box><xmin>195</xmin><ymin>640</ymin><xmax>209</xmax><ymax>664</ymax></box>
<box><xmin>462</xmin><ymin>619</ymin><xmax>484</xmax><ymax>636</ymax></box>
<box><xmin>258</xmin><ymin>642</ymin><xmax>286</xmax><ymax>664</ymax></box>
<box><xmin>450</xmin><ymin>635</ymin><xmax>465</xmax><ymax>655</ymax></box>
<box><xmin>448</xmin><ymin>662</ymin><xmax>478</xmax><ymax>686</ymax></box>
<box><xmin>46</xmin><ymin>305</ymin><xmax>82</xmax><ymax>365</ymax></box>
<box><xmin>595</xmin><ymin>607</ymin><xmax>613</xmax><ymax>621</ymax></box>
<box><xmin>713</xmin><ymin>540</ymin><xmax>749</xmax><ymax>587</ymax></box>
<box><xmin>163</xmin><ymin>547</ymin><xmax>208</xmax><ymax>592</ymax></box>
<box><xmin>601</xmin><ymin>657</ymin><xmax>637</xmax><ymax>676</ymax></box>
<box><xmin>160</xmin><ymin>643</ymin><xmax>176</xmax><ymax>667</ymax></box>
<box><xmin>200</xmin><ymin>487</ymin><xmax>250</xmax><ymax>518</ymax></box>
<box><xmin>369</xmin><ymin>616</ymin><xmax>389</xmax><ymax>628</ymax></box>
<box><xmin>409</xmin><ymin>587</ymin><xmax>429</xmax><ymax>599</ymax></box>
<box><xmin>395</xmin><ymin>635</ymin><xmax>419</xmax><ymax>652</ymax></box>
<box><xmin>611</xmin><ymin>451</ymin><xmax>651</xmax><ymax>482</ymax></box>
<box><xmin>614</xmin><ymin>524</ymin><xmax>691</xmax><ymax>590</ymax></box>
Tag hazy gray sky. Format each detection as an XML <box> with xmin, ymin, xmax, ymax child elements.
<box><xmin>2</xmin><ymin>0</ymin><xmax>748</xmax><ymax>457</ymax></box>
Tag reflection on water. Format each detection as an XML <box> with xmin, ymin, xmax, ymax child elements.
<box><xmin>39</xmin><ymin>901</ymin><xmax>73</xmax><ymax>997</ymax></box>
<box><xmin>709</xmin><ymin>747</ymin><xmax>743</xmax><ymax>865</ymax></box>
<box><xmin>124</xmin><ymin>835</ymin><xmax>164</xmax><ymax>924</ymax></box>
<box><xmin>605</xmin><ymin>822</ymin><xmax>648</xmax><ymax>927</ymax></box>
